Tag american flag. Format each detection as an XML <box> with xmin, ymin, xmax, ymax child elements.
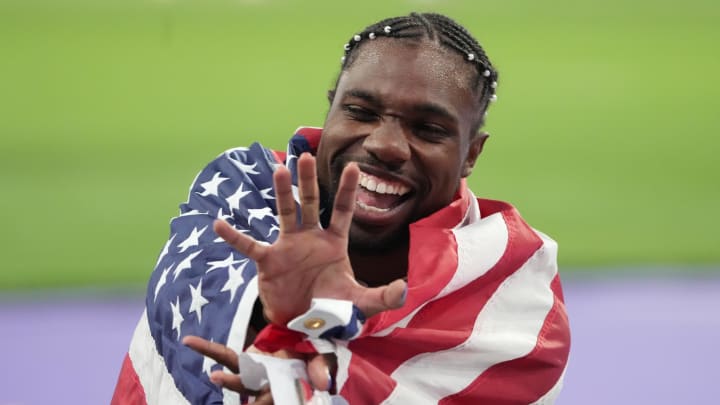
<box><xmin>112</xmin><ymin>127</ymin><xmax>570</xmax><ymax>404</ymax></box>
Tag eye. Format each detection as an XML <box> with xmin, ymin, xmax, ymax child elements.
<box><xmin>343</xmin><ymin>104</ymin><xmax>378</xmax><ymax>122</ymax></box>
<box><xmin>413</xmin><ymin>122</ymin><xmax>449</xmax><ymax>142</ymax></box>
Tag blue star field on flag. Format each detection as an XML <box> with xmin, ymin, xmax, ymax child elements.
<box><xmin>144</xmin><ymin>133</ymin><xmax>313</xmax><ymax>404</ymax></box>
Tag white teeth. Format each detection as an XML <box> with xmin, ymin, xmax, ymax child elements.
<box><xmin>356</xmin><ymin>200</ymin><xmax>390</xmax><ymax>213</ymax></box>
<box><xmin>366</xmin><ymin>178</ymin><xmax>377</xmax><ymax>192</ymax></box>
<box><xmin>358</xmin><ymin>172</ymin><xmax>410</xmax><ymax>196</ymax></box>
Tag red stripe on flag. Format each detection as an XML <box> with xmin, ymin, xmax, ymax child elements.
<box><xmin>403</xmin><ymin>206</ymin><xmax>543</xmax><ymax>333</ymax></box>
<box><xmin>339</xmin><ymin>222</ymin><xmax>460</xmax><ymax>402</ymax></box>
<box><xmin>341</xmin><ymin>204</ymin><xmax>544</xmax><ymax>403</ymax></box>
<box><xmin>270</xmin><ymin>150</ymin><xmax>286</xmax><ymax>164</ymax></box>
<box><xmin>439</xmin><ymin>275</ymin><xmax>571</xmax><ymax>404</ymax></box>
<box><xmin>339</xmin><ymin>351</ymin><xmax>399</xmax><ymax>404</ymax></box>
<box><xmin>295</xmin><ymin>127</ymin><xmax>322</xmax><ymax>150</ymax></box>
<box><xmin>111</xmin><ymin>353</ymin><xmax>148</xmax><ymax>405</ymax></box>
<box><xmin>362</xmin><ymin>183</ymin><xmax>472</xmax><ymax>334</ymax></box>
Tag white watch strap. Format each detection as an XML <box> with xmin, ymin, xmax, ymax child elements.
<box><xmin>286</xmin><ymin>299</ymin><xmax>356</xmax><ymax>339</ymax></box>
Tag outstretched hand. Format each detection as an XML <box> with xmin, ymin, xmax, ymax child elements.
<box><xmin>214</xmin><ymin>152</ymin><xmax>406</xmax><ymax>325</ymax></box>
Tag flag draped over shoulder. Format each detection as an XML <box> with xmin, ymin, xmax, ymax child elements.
<box><xmin>335</xmin><ymin>190</ymin><xmax>570</xmax><ymax>404</ymax></box>
<box><xmin>112</xmin><ymin>127</ymin><xmax>570</xmax><ymax>405</ymax></box>
<box><xmin>112</xmin><ymin>128</ymin><xmax>320</xmax><ymax>405</ymax></box>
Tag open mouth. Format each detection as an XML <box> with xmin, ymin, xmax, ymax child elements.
<box><xmin>355</xmin><ymin>171</ymin><xmax>412</xmax><ymax>213</ymax></box>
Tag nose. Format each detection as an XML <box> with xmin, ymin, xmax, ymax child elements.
<box><xmin>362</xmin><ymin>119</ymin><xmax>411</xmax><ymax>168</ymax></box>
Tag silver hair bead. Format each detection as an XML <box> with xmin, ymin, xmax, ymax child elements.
<box><xmin>491</xmin><ymin>81</ymin><xmax>498</xmax><ymax>89</ymax></box>
<box><xmin>353</xmin><ymin>34</ymin><xmax>361</xmax><ymax>42</ymax></box>
<box><xmin>369</xmin><ymin>32</ymin><xmax>376</xmax><ymax>39</ymax></box>
<box><xmin>490</xmin><ymin>94</ymin><xmax>498</xmax><ymax>102</ymax></box>
<box><xmin>483</xmin><ymin>69</ymin><xmax>491</xmax><ymax>77</ymax></box>
<box><xmin>383</xmin><ymin>25</ymin><xmax>392</xmax><ymax>33</ymax></box>
<box><xmin>467</xmin><ymin>53</ymin><xmax>475</xmax><ymax>61</ymax></box>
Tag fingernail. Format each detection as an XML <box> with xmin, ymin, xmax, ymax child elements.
<box><xmin>400</xmin><ymin>285</ymin><xmax>408</xmax><ymax>306</ymax></box>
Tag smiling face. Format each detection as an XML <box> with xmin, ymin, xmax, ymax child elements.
<box><xmin>317</xmin><ymin>38</ymin><xmax>487</xmax><ymax>251</ymax></box>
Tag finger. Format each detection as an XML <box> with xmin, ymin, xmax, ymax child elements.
<box><xmin>273</xmin><ymin>165</ymin><xmax>297</xmax><ymax>233</ymax></box>
<box><xmin>183</xmin><ymin>335</ymin><xmax>240</xmax><ymax>373</ymax></box>
<box><xmin>328</xmin><ymin>162</ymin><xmax>360</xmax><ymax>237</ymax></box>
<box><xmin>307</xmin><ymin>354</ymin><xmax>332</xmax><ymax>391</ymax></box>
<box><xmin>209</xmin><ymin>370</ymin><xmax>262</xmax><ymax>396</ymax></box>
<box><xmin>354</xmin><ymin>278</ymin><xmax>407</xmax><ymax>318</ymax></box>
<box><xmin>213</xmin><ymin>220</ymin><xmax>268</xmax><ymax>262</ymax></box>
<box><xmin>297</xmin><ymin>153</ymin><xmax>320</xmax><ymax>228</ymax></box>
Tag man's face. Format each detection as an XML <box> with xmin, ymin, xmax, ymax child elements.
<box><xmin>317</xmin><ymin>39</ymin><xmax>485</xmax><ymax>250</ymax></box>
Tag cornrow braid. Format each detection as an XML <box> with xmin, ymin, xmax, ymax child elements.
<box><xmin>338</xmin><ymin>13</ymin><xmax>499</xmax><ymax>125</ymax></box>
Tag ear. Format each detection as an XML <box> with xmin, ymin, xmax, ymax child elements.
<box><xmin>461</xmin><ymin>132</ymin><xmax>489</xmax><ymax>178</ymax></box>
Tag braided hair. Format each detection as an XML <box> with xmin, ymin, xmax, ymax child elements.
<box><xmin>336</xmin><ymin>12</ymin><xmax>498</xmax><ymax>128</ymax></box>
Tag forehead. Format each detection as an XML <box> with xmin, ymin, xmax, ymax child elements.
<box><xmin>337</xmin><ymin>39</ymin><xmax>479</xmax><ymax>121</ymax></box>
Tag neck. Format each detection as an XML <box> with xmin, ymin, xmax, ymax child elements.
<box><xmin>349</xmin><ymin>240</ymin><xmax>409</xmax><ymax>287</ymax></box>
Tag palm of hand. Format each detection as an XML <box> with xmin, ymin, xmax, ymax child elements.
<box><xmin>214</xmin><ymin>152</ymin><xmax>406</xmax><ymax>326</ymax></box>
<box><xmin>255</xmin><ymin>226</ymin><xmax>357</xmax><ymax>325</ymax></box>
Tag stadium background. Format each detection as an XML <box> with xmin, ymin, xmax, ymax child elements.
<box><xmin>1</xmin><ymin>0</ymin><xmax>718</xmax><ymax>404</ymax></box>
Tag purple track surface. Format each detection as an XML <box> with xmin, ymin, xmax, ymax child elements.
<box><xmin>1</xmin><ymin>273</ymin><xmax>718</xmax><ymax>405</ymax></box>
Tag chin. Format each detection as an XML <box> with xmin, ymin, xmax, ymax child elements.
<box><xmin>348</xmin><ymin>225</ymin><xmax>409</xmax><ymax>254</ymax></box>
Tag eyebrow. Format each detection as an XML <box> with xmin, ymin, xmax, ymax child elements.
<box><xmin>345</xmin><ymin>89</ymin><xmax>458</xmax><ymax>124</ymax></box>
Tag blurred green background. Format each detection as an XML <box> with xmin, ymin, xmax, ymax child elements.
<box><xmin>1</xmin><ymin>0</ymin><xmax>718</xmax><ymax>290</ymax></box>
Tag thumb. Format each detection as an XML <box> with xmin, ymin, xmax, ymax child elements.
<box><xmin>356</xmin><ymin>279</ymin><xmax>407</xmax><ymax>318</ymax></box>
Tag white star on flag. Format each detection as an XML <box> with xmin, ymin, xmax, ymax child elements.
<box><xmin>260</xmin><ymin>187</ymin><xmax>274</xmax><ymax>200</ymax></box>
<box><xmin>216</xmin><ymin>208</ymin><xmax>233</xmax><ymax>223</ymax></box>
<box><xmin>188</xmin><ymin>280</ymin><xmax>209</xmax><ymax>324</ymax></box>
<box><xmin>221</xmin><ymin>261</ymin><xmax>248</xmax><ymax>302</ymax></box>
<box><xmin>231</xmin><ymin>160</ymin><xmax>260</xmax><ymax>175</ymax></box>
<box><xmin>170</xmin><ymin>296</ymin><xmax>184</xmax><ymax>340</ymax></box>
<box><xmin>226</xmin><ymin>183</ymin><xmax>251</xmax><ymax>212</ymax></box>
<box><xmin>247</xmin><ymin>207</ymin><xmax>275</xmax><ymax>225</ymax></box>
<box><xmin>291</xmin><ymin>185</ymin><xmax>300</xmax><ymax>203</ymax></box>
<box><xmin>177</xmin><ymin>226</ymin><xmax>208</xmax><ymax>253</ymax></box>
<box><xmin>154</xmin><ymin>265</ymin><xmax>173</xmax><ymax>302</ymax></box>
<box><xmin>206</xmin><ymin>253</ymin><xmax>246</xmax><ymax>274</ymax></box>
<box><xmin>198</xmin><ymin>172</ymin><xmax>229</xmax><ymax>197</ymax></box>
<box><xmin>174</xmin><ymin>250</ymin><xmax>202</xmax><ymax>281</ymax></box>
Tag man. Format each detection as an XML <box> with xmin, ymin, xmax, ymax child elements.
<box><xmin>113</xmin><ymin>12</ymin><xmax>570</xmax><ymax>405</ymax></box>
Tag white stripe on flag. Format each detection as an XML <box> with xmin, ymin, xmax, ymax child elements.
<box><xmin>446</xmin><ymin>211</ymin><xmax>508</xmax><ymax>295</ymax></box>
<box><xmin>334</xmin><ymin>341</ymin><xmax>354</xmax><ymax>396</ymax></box>
<box><xmin>380</xmin><ymin>240</ymin><xmax>558</xmax><ymax>404</ymax></box>
<box><xmin>372</xmin><ymin>211</ymin><xmax>508</xmax><ymax>338</ymax></box>
<box><xmin>128</xmin><ymin>310</ymin><xmax>190</xmax><ymax>405</ymax></box>
<box><xmin>223</xmin><ymin>276</ymin><xmax>259</xmax><ymax>405</ymax></box>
